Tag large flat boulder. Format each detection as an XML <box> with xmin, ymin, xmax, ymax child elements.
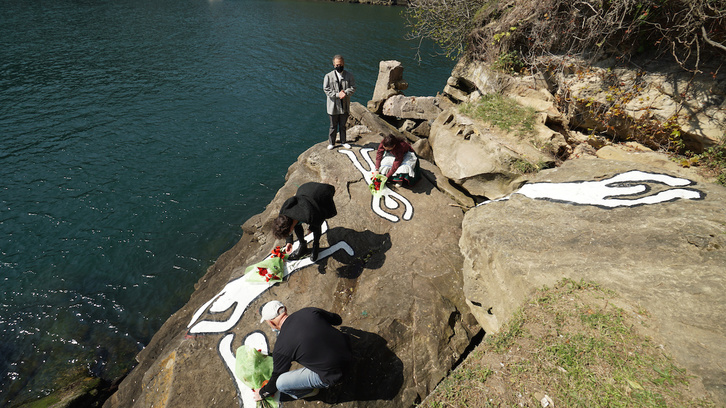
<box><xmin>460</xmin><ymin>159</ymin><xmax>726</xmax><ymax>404</ymax></box>
<box><xmin>105</xmin><ymin>134</ymin><xmax>478</xmax><ymax>408</ymax></box>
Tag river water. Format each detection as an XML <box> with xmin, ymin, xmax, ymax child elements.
<box><xmin>0</xmin><ymin>0</ymin><xmax>453</xmax><ymax>404</ymax></box>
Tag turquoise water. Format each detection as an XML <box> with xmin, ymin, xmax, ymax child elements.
<box><xmin>0</xmin><ymin>0</ymin><xmax>453</xmax><ymax>403</ymax></box>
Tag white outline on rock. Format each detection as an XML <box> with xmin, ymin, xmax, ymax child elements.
<box><xmin>219</xmin><ymin>331</ymin><xmax>280</xmax><ymax>408</ymax></box>
<box><xmin>338</xmin><ymin>147</ymin><xmax>414</xmax><ymax>222</ymax></box>
<box><xmin>187</xmin><ymin>222</ymin><xmax>354</xmax><ymax>334</ymax></box>
<box><xmin>479</xmin><ymin>170</ymin><xmax>704</xmax><ymax>208</ymax></box>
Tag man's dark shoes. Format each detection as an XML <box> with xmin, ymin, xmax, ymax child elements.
<box><xmin>301</xmin><ymin>389</ymin><xmax>319</xmax><ymax>399</ymax></box>
<box><xmin>287</xmin><ymin>244</ymin><xmax>309</xmax><ymax>261</ymax></box>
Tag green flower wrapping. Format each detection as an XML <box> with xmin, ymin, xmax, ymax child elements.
<box><xmin>234</xmin><ymin>345</ymin><xmax>278</xmax><ymax>408</ymax></box>
<box><xmin>369</xmin><ymin>173</ymin><xmax>387</xmax><ymax>197</ymax></box>
<box><xmin>244</xmin><ymin>256</ymin><xmax>284</xmax><ymax>284</ymax></box>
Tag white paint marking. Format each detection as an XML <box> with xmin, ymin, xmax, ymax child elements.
<box><xmin>338</xmin><ymin>148</ymin><xmax>414</xmax><ymax>222</ymax></box>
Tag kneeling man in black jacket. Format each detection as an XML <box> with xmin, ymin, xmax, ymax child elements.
<box><xmin>255</xmin><ymin>301</ymin><xmax>353</xmax><ymax>401</ymax></box>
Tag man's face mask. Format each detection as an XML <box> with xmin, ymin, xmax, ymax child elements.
<box><xmin>335</xmin><ymin>65</ymin><xmax>344</xmax><ymax>73</ymax></box>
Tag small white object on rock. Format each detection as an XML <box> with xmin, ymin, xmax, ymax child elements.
<box><xmin>541</xmin><ymin>394</ymin><xmax>554</xmax><ymax>407</ymax></box>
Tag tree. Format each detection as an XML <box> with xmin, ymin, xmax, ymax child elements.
<box><xmin>403</xmin><ymin>0</ymin><xmax>487</xmax><ymax>59</ymax></box>
<box><xmin>406</xmin><ymin>0</ymin><xmax>726</xmax><ymax>71</ymax></box>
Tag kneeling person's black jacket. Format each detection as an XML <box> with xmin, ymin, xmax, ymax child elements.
<box><xmin>279</xmin><ymin>182</ymin><xmax>337</xmax><ymax>231</ymax></box>
<box><xmin>259</xmin><ymin>307</ymin><xmax>352</xmax><ymax>398</ymax></box>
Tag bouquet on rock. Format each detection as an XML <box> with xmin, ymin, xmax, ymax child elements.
<box><xmin>235</xmin><ymin>344</ymin><xmax>278</xmax><ymax>408</ymax></box>
<box><xmin>244</xmin><ymin>246</ymin><xmax>286</xmax><ymax>284</ymax></box>
<box><xmin>369</xmin><ymin>173</ymin><xmax>387</xmax><ymax>196</ymax></box>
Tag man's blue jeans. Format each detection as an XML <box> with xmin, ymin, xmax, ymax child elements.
<box><xmin>275</xmin><ymin>367</ymin><xmax>329</xmax><ymax>399</ymax></box>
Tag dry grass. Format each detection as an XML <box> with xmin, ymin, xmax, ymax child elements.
<box><xmin>419</xmin><ymin>279</ymin><xmax>715</xmax><ymax>407</ymax></box>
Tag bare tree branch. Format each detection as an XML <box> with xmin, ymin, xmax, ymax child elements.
<box><xmin>702</xmin><ymin>25</ymin><xmax>726</xmax><ymax>53</ymax></box>
<box><xmin>405</xmin><ymin>0</ymin><xmax>726</xmax><ymax>70</ymax></box>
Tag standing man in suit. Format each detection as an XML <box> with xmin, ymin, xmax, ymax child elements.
<box><xmin>323</xmin><ymin>55</ymin><xmax>356</xmax><ymax>150</ymax></box>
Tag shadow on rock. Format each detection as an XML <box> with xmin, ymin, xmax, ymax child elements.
<box><xmin>323</xmin><ymin>227</ymin><xmax>391</xmax><ymax>279</ymax></box>
<box><xmin>361</xmin><ymin>141</ymin><xmax>381</xmax><ymax>151</ymax></box>
<box><xmin>409</xmin><ymin>166</ymin><xmax>435</xmax><ymax>195</ymax></box>
<box><xmin>325</xmin><ymin>327</ymin><xmax>404</xmax><ymax>403</ymax></box>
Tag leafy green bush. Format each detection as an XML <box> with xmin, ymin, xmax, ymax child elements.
<box><xmin>492</xmin><ymin>50</ymin><xmax>525</xmax><ymax>73</ymax></box>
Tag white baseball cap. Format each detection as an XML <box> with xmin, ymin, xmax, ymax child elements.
<box><xmin>259</xmin><ymin>300</ymin><xmax>285</xmax><ymax>323</ymax></box>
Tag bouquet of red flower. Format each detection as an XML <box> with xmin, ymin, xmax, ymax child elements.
<box><xmin>369</xmin><ymin>173</ymin><xmax>387</xmax><ymax>196</ymax></box>
<box><xmin>255</xmin><ymin>267</ymin><xmax>281</xmax><ymax>283</ymax></box>
<box><xmin>244</xmin><ymin>247</ymin><xmax>286</xmax><ymax>284</ymax></box>
<box><xmin>270</xmin><ymin>246</ymin><xmax>286</xmax><ymax>259</ymax></box>
<box><xmin>234</xmin><ymin>345</ymin><xmax>278</xmax><ymax>408</ymax></box>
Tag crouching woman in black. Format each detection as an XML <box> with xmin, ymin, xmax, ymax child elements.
<box><xmin>272</xmin><ymin>182</ymin><xmax>337</xmax><ymax>262</ymax></box>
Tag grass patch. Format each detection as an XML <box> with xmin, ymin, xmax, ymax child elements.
<box><xmin>420</xmin><ymin>279</ymin><xmax>715</xmax><ymax>408</ymax></box>
<box><xmin>509</xmin><ymin>158</ymin><xmax>550</xmax><ymax>174</ymax></box>
<box><xmin>459</xmin><ymin>94</ymin><xmax>537</xmax><ymax>137</ymax></box>
<box><xmin>693</xmin><ymin>141</ymin><xmax>726</xmax><ymax>186</ymax></box>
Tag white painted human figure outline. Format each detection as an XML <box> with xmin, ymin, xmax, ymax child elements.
<box><xmin>187</xmin><ymin>222</ymin><xmax>354</xmax><ymax>407</ymax></box>
<box><xmin>187</xmin><ymin>222</ymin><xmax>354</xmax><ymax>334</ymax></box>
<box><xmin>188</xmin><ymin>147</ymin><xmax>416</xmax><ymax>405</ymax></box>
<box><xmin>338</xmin><ymin>147</ymin><xmax>414</xmax><ymax>222</ymax></box>
<box><xmin>480</xmin><ymin>170</ymin><xmax>704</xmax><ymax>208</ymax></box>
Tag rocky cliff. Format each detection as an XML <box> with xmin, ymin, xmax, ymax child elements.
<box><xmin>460</xmin><ymin>159</ymin><xmax>726</xmax><ymax>403</ymax></box>
<box><xmin>104</xmin><ymin>131</ymin><xmax>479</xmax><ymax>408</ymax></box>
<box><xmin>104</xmin><ymin>59</ymin><xmax>726</xmax><ymax>407</ymax></box>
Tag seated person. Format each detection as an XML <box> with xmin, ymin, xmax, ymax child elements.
<box><xmin>272</xmin><ymin>182</ymin><xmax>337</xmax><ymax>261</ymax></box>
<box><xmin>372</xmin><ymin>133</ymin><xmax>420</xmax><ymax>187</ymax></box>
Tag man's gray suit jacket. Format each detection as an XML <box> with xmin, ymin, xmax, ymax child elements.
<box><xmin>323</xmin><ymin>69</ymin><xmax>356</xmax><ymax>115</ymax></box>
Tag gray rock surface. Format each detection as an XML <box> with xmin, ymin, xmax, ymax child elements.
<box><xmin>349</xmin><ymin>102</ymin><xmax>421</xmax><ymax>146</ymax></box>
<box><xmin>429</xmin><ymin>109</ymin><xmax>553</xmax><ymax>199</ymax></box>
<box><xmin>105</xmin><ymin>134</ymin><xmax>478</xmax><ymax>408</ymax></box>
<box><xmin>447</xmin><ymin>57</ymin><xmax>726</xmax><ymax>152</ymax></box>
<box><xmin>460</xmin><ymin>159</ymin><xmax>726</xmax><ymax>404</ymax></box>
<box><xmin>412</xmin><ymin>138</ymin><xmax>433</xmax><ymax>163</ymax></box>
<box><xmin>565</xmin><ymin>61</ymin><xmax>726</xmax><ymax>151</ymax></box>
<box><xmin>595</xmin><ymin>143</ymin><xmax>709</xmax><ymax>183</ymax></box>
<box><xmin>411</xmin><ymin>120</ymin><xmax>431</xmax><ymax>138</ymax></box>
<box><xmin>350</xmin><ymin>102</ymin><xmax>401</xmax><ymax>138</ymax></box>
<box><xmin>368</xmin><ymin>60</ymin><xmax>408</xmax><ymax>114</ymax></box>
<box><xmin>382</xmin><ymin>95</ymin><xmax>442</xmax><ymax>121</ymax></box>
